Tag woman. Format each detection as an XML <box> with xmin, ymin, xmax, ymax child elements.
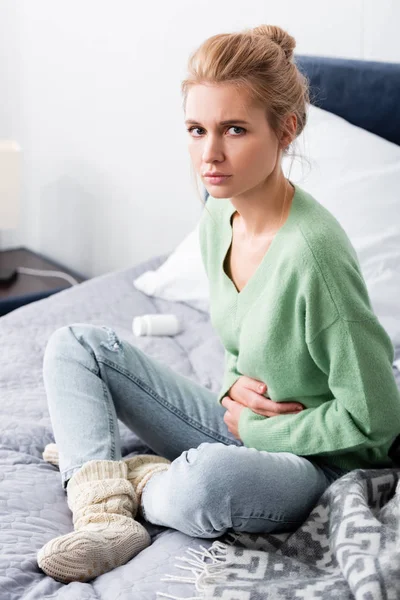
<box><xmin>37</xmin><ymin>24</ymin><xmax>400</xmax><ymax>584</ymax></box>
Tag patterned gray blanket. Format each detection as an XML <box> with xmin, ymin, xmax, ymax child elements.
<box><xmin>158</xmin><ymin>468</ymin><xmax>400</xmax><ymax>600</ymax></box>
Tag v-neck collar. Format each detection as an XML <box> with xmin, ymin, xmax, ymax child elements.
<box><xmin>220</xmin><ymin>181</ymin><xmax>301</xmax><ymax>321</ymax></box>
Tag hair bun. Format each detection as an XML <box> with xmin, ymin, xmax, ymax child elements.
<box><xmin>252</xmin><ymin>25</ymin><xmax>296</xmax><ymax>61</ymax></box>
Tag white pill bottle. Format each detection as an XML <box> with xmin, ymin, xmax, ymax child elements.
<box><xmin>132</xmin><ymin>314</ymin><xmax>182</xmax><ymax>337</ymax></box>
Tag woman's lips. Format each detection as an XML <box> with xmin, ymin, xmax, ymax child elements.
<box><xmin>204</xmin><ymin>175</ymin><xmax>232</xmax><ymax>184</ymax></box>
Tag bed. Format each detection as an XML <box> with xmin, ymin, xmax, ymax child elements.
<box><xmin>1</xmin><ymin>54</ymin><xmax>400</xmax><ymax>600</ymax></box>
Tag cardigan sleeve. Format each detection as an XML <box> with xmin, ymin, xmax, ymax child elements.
<box><xmin>216</xmin><ymin>348</ymin><xmax>242</xmax><ymax>405</ymax></box>
<box><xmin>238</xmin><ymin>316</ymin><xmax>400</xmax><ymax>456</ymax></box>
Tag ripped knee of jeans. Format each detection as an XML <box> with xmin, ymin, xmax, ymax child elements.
<box><xmin>100</xmin><ymin>326</ymin><xmax>123</xmax><ymax>353</ymax></box>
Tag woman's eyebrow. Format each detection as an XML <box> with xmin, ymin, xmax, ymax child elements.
<box><xmin>184</xmin><ymin>119</ymin><xmax>250</xmax><ymax>125</ymax></box>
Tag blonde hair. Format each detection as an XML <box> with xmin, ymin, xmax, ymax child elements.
<box><xmin>181</xmin><ymin>24</ymin><xmax>311</xmax><ymax>205</ymax></box>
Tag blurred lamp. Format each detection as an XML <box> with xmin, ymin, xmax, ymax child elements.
<box><xmin>0</xmin><ymin>140</ymin><xmax>21</xmax><ymax>282</ymax></box>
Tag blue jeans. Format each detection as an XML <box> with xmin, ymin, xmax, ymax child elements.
<box><xmin>43</xmin><ymin>323</ymin><xmax>347</xmax><ymax>539</ymax></box>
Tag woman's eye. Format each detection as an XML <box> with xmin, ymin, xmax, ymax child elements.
<box><xmin>228</xmin><ymin>126</ymin><xmax>246</xmax><ymax>136</ymax></box>
<box><xmin>186</xmin><ymin>126</ymin><xmax>245</xmax><ymax>137</ymax></box>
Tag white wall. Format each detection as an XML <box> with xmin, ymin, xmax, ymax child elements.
<box><xmin>1</xmin><ymin>0</ymin><xmax>399</xmax><ymax>278</ymax></box>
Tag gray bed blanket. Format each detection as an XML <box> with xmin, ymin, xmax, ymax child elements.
<box><xmin>1</xmin><ymin>252</ymin><xmax>400</xmax><ymax>600</ymax></box>
<box><xmin>160</xmin><ymin>467</ymin><xmax>400</xmax><ymax>600</ymax></box>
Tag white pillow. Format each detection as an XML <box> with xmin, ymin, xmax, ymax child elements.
<box><xmin>133</xmin><ymin>105</ymin><xmax>400</xmax><ymax>348</ymax></box>
<box><xmin>133</xmin><ymin>224</ymin><xmax>210</xmax><ymax>313</ymax></box>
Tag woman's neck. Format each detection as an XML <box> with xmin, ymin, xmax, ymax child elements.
<box><xmin>229</xmin><ymin>172</ymin><xmax>294</xmax><ymax>241</ymax></box>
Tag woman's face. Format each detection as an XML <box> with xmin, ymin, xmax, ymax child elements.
<box><xmin>185</xmin><ymin>83</ymin><xmax>281</xmax><ymax>197</ymax></box>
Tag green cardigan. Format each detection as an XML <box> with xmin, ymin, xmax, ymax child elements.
<box><xmin>199</xmin><ymin>183</ymin><xmax>400</xmax><ymax>471</ymax></box>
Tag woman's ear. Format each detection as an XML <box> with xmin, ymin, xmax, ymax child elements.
<box><xmin>280</xmin><ymin>113</ymin><xmax>297</xmax><ymax>149</ymax></box>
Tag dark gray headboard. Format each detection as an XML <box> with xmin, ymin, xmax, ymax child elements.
<box><xmin>295</xmin><ymin>54</ymin><xmax>400</xmax><ymax>147</ymax></box>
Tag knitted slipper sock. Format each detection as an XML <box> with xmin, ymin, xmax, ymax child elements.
<box><xmin>123</xmin><ymin>455</ymin><xmax>171</xmax><ymax>517</ymax></box>
<box><xmin>42</xmin><ymin>444</ymin><xmax>171</xmax><ymax>519</ymax></box>
<box><xmin>42</xmin><ymin>443</ymin><xmax>59</xmax><ymax>467</ymax></box>
<box><xmin>37</xmin><ymin>459</ymin><xmax>151</xmax><ymax>583</ymax></box>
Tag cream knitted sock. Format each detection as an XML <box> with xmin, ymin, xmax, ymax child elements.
<box><xmin>37</xmin><ymin>459</ymin><xmax>151</xmax><ymax>583</ymax></box>
<box><xmin>42</xmin><ymin>443</ymin><xmax>59</xmax><ymax>467</ymax></box>
<box><xmin>123</xmin><ymin>455</ymin><xmax>171</xmax><ymax>517</ymax></box>
<box><xmin>41</xmin><ymin>444</ymin><xmax>171</xmax><ymax>519</ymax></box>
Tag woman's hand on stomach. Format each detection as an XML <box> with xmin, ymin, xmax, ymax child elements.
<box><xmin>225</xmin><ymin>376</ymin><xmax>304</xmax><ymax>417</ymax></box>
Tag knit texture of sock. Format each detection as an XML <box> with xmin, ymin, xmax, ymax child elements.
<box><xmin>123</xmin><ymin>455</ymin><xmax>171</xmax><ymax>515</ymax></box>
<box><xmin>37</xmin><ymin>459</ymin><xmax>151</xmax><ymax>583</ymax></box>
<box><xmin>41</xmin><ymin>445</ymin><xmax>171</xmax><ymax>517</ymax></box>
<box><xmin>42</xmin><ymin>443</ymin><xmax>60</xmax><ymax>467</ymax></box>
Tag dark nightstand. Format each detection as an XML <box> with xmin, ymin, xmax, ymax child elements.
<box><xmin>0</xmin><ymin>247</ymin><xmax>87</xmax><ymax>317</ymax></box>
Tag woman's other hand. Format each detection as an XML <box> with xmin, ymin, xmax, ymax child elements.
<box><xmin>220</xmin><ymin>396</ymin><xmax>244</xmax><ymax>440</ymax></box>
